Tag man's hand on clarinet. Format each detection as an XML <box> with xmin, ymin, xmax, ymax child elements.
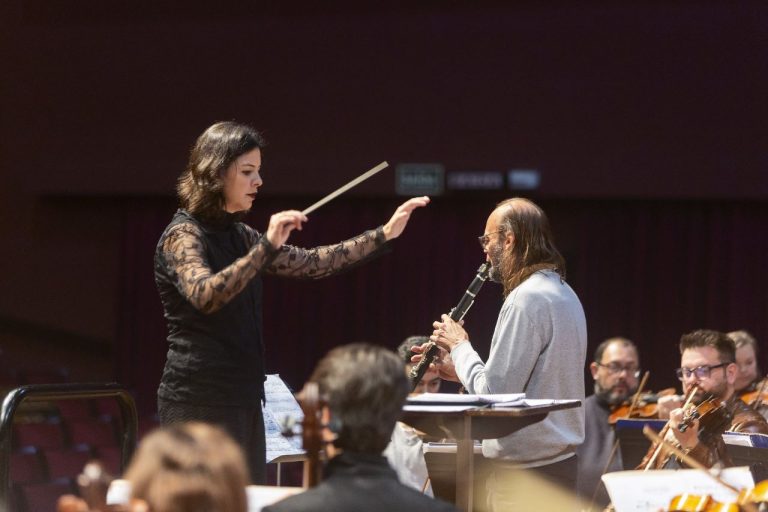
<box><xmin>431</xmin><ymin>314</ymin><xmax>468</xmax><ymax>352</ymax></box>
<box><xmin>382</xmin><ymin>196</ymin><xmax>430</xmax><ymax>241</ymax></box>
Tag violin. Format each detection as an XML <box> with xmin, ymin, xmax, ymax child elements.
<box><xmin>667</xmin><ymin>494</ymin><xmax>742</xmax><ymax>512</ymax></box>
<box><xmin>298</xmin><ymin>382</ymin><xmax>324</xmax><ymax>488</ymax></box>
<box><xmin>608</xmin><ymin>388</ymin><xmax>677</xmax><ymax>424</ymax></box>
<box><xmin>666</xmin><ymin>480</ymin><xmax>768</xmax><ymax>512</ymax></box>
<box><xmin>677</xmin><ymin>396</ymin><xmax>733</xmax><ymax>445</ymax></box>
<box><xmin>739</xmin><ymin>376</ymin><xmax>768</xmax><ymax>411</ymax></box>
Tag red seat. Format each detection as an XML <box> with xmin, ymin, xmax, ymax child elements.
<box><xmin>67</xmin><ymin>418</ymin><xmax>117</xmax><ymax>448</ymax></box>
<box><xmin>44</xmin><ymin>447</ymin><xmax>93</xmax><ymax>480</ymax></box>
<box><xmin>56</xmin><ymin>399</ymin><xmax>95</xmax><ymax>420</ymax></box>
<box><xmin>16</xmin><ymin>480</ymin><xmax>74</xmax><ymax>512</ymax></box>
<box><xmin>14</xmin><ymin>421</ymin><xmax>66</xmax><ymax>450</ymax></box>
<box><xmin>94</xmin><ymin>397</ymin><xmax>122</xmax><ymax>419</ymax></box>
<box><xmin>10</xmin><ymin>448</ymin><xmax>46</xmax><ymax>484</ymax></box>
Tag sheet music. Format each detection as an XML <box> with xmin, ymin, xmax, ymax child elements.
<box><xmin>406</xmin><ymin>392</ymin><xmax>525</xmax><ymax>406</ymax></box>
<box><xmin>262</xmin><ymin>374</ymin><xmax>304</xmax><ymax>463</ymax></box>
<box><xmin>403</xmin><ymin>404</ymin><xmax>478</xmax><ymax>412</ymax></box>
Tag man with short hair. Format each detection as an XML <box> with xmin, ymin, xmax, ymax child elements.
<box><xmin>427</xmin><ymin>197</ymin><xmax>587</xmax><ymax>510</ymax></box>
<box><xmin>264</xmin><ymin>343</ymin><xmax>456</xmax><ymax>512</ymax></box>
<box><xmin>398</xmin><ymin>335</ymin><xmax>442</xmax><ymax>394</ymax></box>
<box><xmin>576</xmin><ymin>337</ymin><xmax>640</xmax><ymax>507</ymax></box>
<box><xmin>645</xmin><ymin>329</ymin><xmax>768</xmax><ymax>469</ymax></box>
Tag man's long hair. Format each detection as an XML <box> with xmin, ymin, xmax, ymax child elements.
<box><xmin>496</xmin><ymin>198</ymin><xmax>566</xmax><ymax>296</ymax></box>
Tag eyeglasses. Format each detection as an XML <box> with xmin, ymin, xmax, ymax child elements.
<box><xmin>595</xmin><ymin>362</ymin><xmax>641</xmax><ymax>378</ymax></box>
<box><xmin>675</xmin><ymin>362</ymin><xmax>729</xmax><ymax>381</ymax></box>
<box><xmin>478</xmin><ymin>230</ymin><xmax>505</xmax><ymax>249</ymax></box>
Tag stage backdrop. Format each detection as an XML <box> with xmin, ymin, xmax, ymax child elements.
<box><xmin>116</xmin><ymin>195</ymin><xmax>768</xmax><ymax>413</ymax></box>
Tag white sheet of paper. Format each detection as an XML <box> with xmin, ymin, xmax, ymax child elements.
<box><xmin>406</xmin><ymin>392</ymin><xmax>525</xmax><ymax>405</ymax></box>
<box><xmin>602</xmin><ymin>466</ymin><xmax>754</xmax><ymax>512</ymax></box>
<box><xmin>403</xmin><ymin>404</ymin><xmax>477</xmax><ymax>412</ymax></box>
<box><xmin>262</xmin><ymin>374</ymin><xmax>305</xmax><ymax>462</ymax></box>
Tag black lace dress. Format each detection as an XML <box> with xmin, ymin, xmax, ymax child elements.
<box><xmin>153</xmin><ymin>209</ymin><xmax>389</xmax><ymax>480</ymax></box>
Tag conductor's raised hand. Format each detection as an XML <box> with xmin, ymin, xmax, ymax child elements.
<box><xmin>266</xmin><ymin>210</ymin><xmax>308</xmax><ymax>249</ymax></box>
<box><xmin>382</xmin><ymin>196</ymin><xmax>430</xmax><ymax>241</ymax></box>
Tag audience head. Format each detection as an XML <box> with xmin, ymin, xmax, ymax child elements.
<box><xmin>483</xmin><ymin>197</ymin><xmax>565</xmax><ymax>296</ymax></box>
<box><xmin>309</xmin><ymin>342</ymin><xmax>410</xmax><ymax>455</ymax></box>
<box><xmin>677</xmin><ymin>329</ymin><xmax>737</xmax><ymax>403</ymax></box>
<box><xmin>589</xmin><ymin>337</ymin><xmax>640</xmax><ymax>406</ymax></box>
<box><xmin>124</xmin><ymin>422</ymin><xmax>249</xmax><ymax>512</ymax></box>
<box><xmin>727</xmin><ymin>330</ymin><xmax>760</xmax><ymax>392</ymax></box>
<box><xmin>397</xmin><ymin>335</ymin><xmax>441</xmax><ymax>394</ymax></box>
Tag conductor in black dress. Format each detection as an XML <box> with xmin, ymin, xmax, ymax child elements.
<box><xmin>154</xmin><ymin>121</ymin><xmax>429</xmax><ymax>483</ymax></box>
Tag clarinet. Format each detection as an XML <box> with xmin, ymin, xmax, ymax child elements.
<box><xmin>409</xmin><ymin>262</ymin><xmax>491</xmax><ymax>391</ymax></box>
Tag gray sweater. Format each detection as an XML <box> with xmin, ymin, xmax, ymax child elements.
<box><xmin>451</xmin><ymin>270</ymin><xmax>587</xmax><ymax>467</ymax></box>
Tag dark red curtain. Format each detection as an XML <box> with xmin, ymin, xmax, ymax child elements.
<box><xmin>116</xmin><ymin>196</ymin><xmax>768</xmax><ymax>414</ymax></box>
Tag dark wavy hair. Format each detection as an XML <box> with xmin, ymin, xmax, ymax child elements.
<box><xmin>679</xmin><ymin>329</ymin><xmax>736</xmax><ymax>364</ymax></box>
<box><xmin>495</xmin><ymin>197</ymin><xmax>566</xmax><ymax>296</ymax></box>
<box><xmin>397</xmin><ymin>335</ymin><xmax>430</xmax><ymax>365</ymax></box>
<box><xmin>177</xmin><ymin>121</ymin><xmax>266</xmax><ymax>222</ymax></box>
<box><xmin>309</xmin><ymin>343</ymin><xmax>410</xmax><ymax>454</ymax></box>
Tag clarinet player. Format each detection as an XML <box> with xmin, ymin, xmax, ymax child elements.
<box><xmin>415</xmin><ymin>197</ymin><xmax>587</xmax><ymax>511</ymax></box>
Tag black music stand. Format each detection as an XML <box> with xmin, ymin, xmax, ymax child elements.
<box><xmin>614</xmin><ymin>418</ymin><xmax>666</xmax><ymax>469</ymax></box>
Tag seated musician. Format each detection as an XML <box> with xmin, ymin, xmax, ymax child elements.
<box><xmin>645</xmin><ymin>329</ymin><xmax>768</xmax><ymax>469</ymax></box>
<box><xmin>264</xmin><ymin>343</ymin><xmax>457</xmax><ymax>512</ymax></box>
<box><xmin>398</xmin><ymin>335</ymin><xmax>442</xmax><ymax>394</ymax></box>
<box><xmin>576</xmin><ymin>337</ymin><xmax>640</xmax><ymax>507</ymax></box>
<box><xmin>728</xmin><ymin>329</ymin><xmax>768</xmax><ymax>419</ymax></box>
<box><xmin>383</xmin><ymin>336</ymin><xmax>442</xmax><ymax>496</ymax></box>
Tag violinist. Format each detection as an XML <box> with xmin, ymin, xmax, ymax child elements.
<box><xmin>383</xmin><ymin>336</ymin><xmax>442</xmax><ymax>496</ymax></box>
<box><xmin>728</xmin><ymin>330</ymin><xmax>768</xmax><ymax>419</ymax></box>
<box><xmin>576</xmin><ymin>337</ymin><xmax>640</xmax><ymax>508</ymax></box>
<box><xmin>642</xmin><ymin>329</ymin><xmax>768</xmax><ymax>470</ymax></box>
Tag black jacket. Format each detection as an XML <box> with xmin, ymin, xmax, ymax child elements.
<box><xmin>264</xmin><ymin>452</ymin><xmax>458</xmax><ymax>512</ymax></box>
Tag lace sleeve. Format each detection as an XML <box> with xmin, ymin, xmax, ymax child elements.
<box><xmin>160</xmin><ymin>222</ymin><xmax>278</xmax><ymax>314</ymax></box>
<box><xmin>266</xmin><ymin>226</ymin><xmax>388</xmax><ymax>279</ymax></box>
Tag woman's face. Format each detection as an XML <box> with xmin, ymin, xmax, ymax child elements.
<box><xmin>222</xmin><ymin>148</ymin><xmax>263</xmax><ymax>213</ymax></box>
<box><xmin>735</xmin><ymin>344</ymin><xmax>758</xmax><ymax>392</ymax></box>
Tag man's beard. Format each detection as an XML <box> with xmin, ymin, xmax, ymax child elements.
<box><xmin>594</xmin><ymin>380</ymin><xmax>636</xmax><ymax>407</ymax></box>
<box><xmin>488</xmin><ymin>243</ymin><xmax>505</xmax><ymax>283</ymax></box>
<box><xmin>687</xmin><ymin>380</ymin><xmax>728</xmax><ymax>404</ymax></box>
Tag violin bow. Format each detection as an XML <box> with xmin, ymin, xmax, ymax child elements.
<box><xmin>643</xmin><ymin>385</ymin><xmax>699</xmax><ymax>471</ymax></box>
<box><xmin>626</xmin><ymin>371</ymin><xmax>650</xmax><ymax>418</ymax></box>
<box><xmin>642</xmin><ymin>425</ymin><xmax>759</xmax><ymax>512</ymax></box>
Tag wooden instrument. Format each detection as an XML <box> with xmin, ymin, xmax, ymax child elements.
<box><xmin>608</xmin><ymin>387</ymin><xmax>677</xmax><ymax>424</ymax></box>
<box><xmin>298</xmin><ymin>382</ymin><xmax>324</xmax><ymax>488</ymax></box>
